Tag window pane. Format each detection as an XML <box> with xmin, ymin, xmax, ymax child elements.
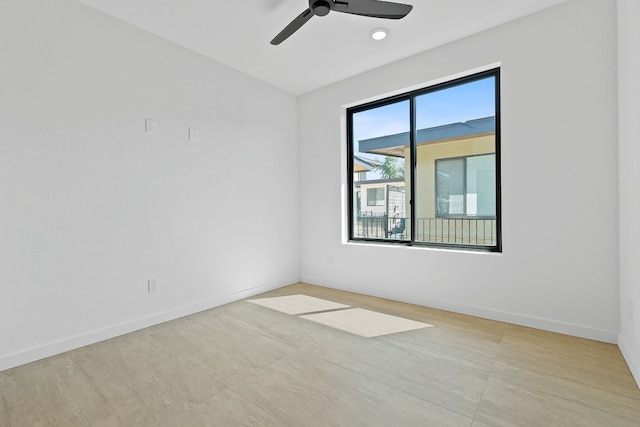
<box><xmin>436</xmin><ymin>158</ymin><xmax>464</xmax><ymax>216</ymax></box>
<box><xmin>467</xmin><ymin>154</ymin><xmax>496</xmax><ymax>217</ymax></box>
<box><xmin>366</xmin><ymin>187</ymin><xmax>385</xmax><ymax>206</ymax></box>
<box><xmin>414</xmin><ymin>76</ymin><xmax>497</xmax><ymax>246</ymax></box>
<box><xmin>351</xmin><ymin>100</ymin><xmax>410</xmax><ymax>240</ymax></box>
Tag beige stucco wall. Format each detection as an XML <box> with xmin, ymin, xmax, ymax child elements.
<box><xmin>404</xmin><ymin>133</ymin><xmax>495</xmax><ymax>219</ymax></box>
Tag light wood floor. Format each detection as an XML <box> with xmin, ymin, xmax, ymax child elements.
<box><xmin>1</xmin><ymin>283</ymin><xmax>639</xmax><ymax>426</ymax></box>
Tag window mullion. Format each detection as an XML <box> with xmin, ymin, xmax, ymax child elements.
<box><xmin>409</xmin><ymin>95</ymin><xmax>417</xmax><ymax>245</ymax></box>
<box><xmin>463</xmin><ymin>157</ymin><xmax>468</xmax><ymax>217</ymax></box>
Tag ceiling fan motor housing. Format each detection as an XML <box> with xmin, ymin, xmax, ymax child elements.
<box><xmin>311</xmin><ymin>0</ymin><xmax>331</xmax><ymax>16</ymax></box>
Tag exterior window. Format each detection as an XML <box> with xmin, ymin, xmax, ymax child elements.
<box><xmin>347</xmin><ymin>68</ymin><xmax>501</xmax><ymax>251</ymax></box>
<box><xmin>436</xmin><ymin>154</ymin><xmax>496</xmax><ymax>218</ymax></box>
<box><xmin>367</xmin><ymin>187</ymin><xmax>385</xmax><ymax>206</ymax></box>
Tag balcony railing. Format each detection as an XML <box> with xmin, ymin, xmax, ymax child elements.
<box><xmin>354</xmin><ymin>214</ymin><xmax>497</xmax><ymax>246</ymax></box>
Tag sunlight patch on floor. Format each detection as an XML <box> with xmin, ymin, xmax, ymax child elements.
<box><xmin>248</xmin><ymin>294</ymin><xmax>350</xmax><ymax>315</ymax></box>
<box><xmin>249</xmin><ymin>295</ymin><xmax>432</xmax><ymax>337</ymax></box>
<box><xmin>300</xmin><ymin>307</ymin><xmax>433</xmax><ymax>337</ymax></box>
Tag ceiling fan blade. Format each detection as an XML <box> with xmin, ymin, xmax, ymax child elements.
<box><xmin>332</xmin><ymin>0</ymin><xmax>412</xmax><ymax>19</ymax></box>
<box><xmin>271</xmin><ymin>8</ymin><xmax>314</xmax><ymax>45</ymax></box>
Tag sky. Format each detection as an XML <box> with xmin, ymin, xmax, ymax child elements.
<box><xmin>352</xmin><ymin>76</ymin><xmax>496</xmax><ymax>157</ymax></box>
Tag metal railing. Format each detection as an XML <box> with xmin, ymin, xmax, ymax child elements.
<box><xmin>415</xmin><ymin>217</ymin><xmax>496</xmax><ymax>245</ymax></box>
<box><xmin>354</xmin><ymin>215</ymin><xmax>497</xmax><ymax>246</ymax></box>
<box><xmin>355</xmin><ymin>214</ymin><xmax>405</xmax><ymax>239</ymax></box>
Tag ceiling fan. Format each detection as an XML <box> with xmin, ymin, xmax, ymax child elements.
<box><xmin>271</xmin><ymin>0</ymin><xmax>413</xmax><ymax>45</ymax></box>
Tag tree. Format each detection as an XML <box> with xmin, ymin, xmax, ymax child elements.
<box><xmin>374</xmin><ymin>156</ymin><xmax>405</xmax><ymax>179</ymax></box>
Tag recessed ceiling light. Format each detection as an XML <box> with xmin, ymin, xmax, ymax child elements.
<box><xmin>370</xmin><ymin>28</ymin><xmax>389</xmax><ymax>41</ymax></box>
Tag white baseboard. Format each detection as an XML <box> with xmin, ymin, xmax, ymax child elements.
<box><xmin>0</xmin><ymin>280</ymin><xmax>287</xmax><ymax>373</ymax></box>
<box><xmin>619</xmin><ymin>334</ymin><xmax>640</xmax><ymax>390</ymax></box>
<box><xmin>301</xmin><ymin>277</ymin><xmax>619</xmax><ymax>344</ymax></box>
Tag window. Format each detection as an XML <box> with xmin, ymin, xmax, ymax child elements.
<box><xmin>347</xmin><ymin>68</ymin><xmax>501</xmax><ymax>251</ymax></box>
<box><xmin>367</xmin><ymin>187</ymin><xmax>385</xmax><ymax>206</ymax></box>
<box><xmin>436</xmin><ymin>154</ymin><xmax>496</xmax><ymax>218</ymax></box>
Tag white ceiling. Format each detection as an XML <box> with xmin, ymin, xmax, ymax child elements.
<box><xmin>76</xmin><ymin>0</ymin><xmax>568</xmax><ymax>95</ymax></box>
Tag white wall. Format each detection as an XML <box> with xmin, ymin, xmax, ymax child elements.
<box><xmin>0</xmin><ymin>0</ymin><xmax>298</xmax><ymax>371</ymax></box>
<box><xmin>299</xmin><ymin>0</ymin><xmax>620</xmax><ymax>342</ymax></box>
<box><xmin>618</xmin><ymin>0</ymin><xmax>640</xmax><ymax>386</ymax></box>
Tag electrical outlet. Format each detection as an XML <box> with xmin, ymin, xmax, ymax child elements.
<box><xmin>148</xmin><ymin>278</ymin><xmax>159</xmax><ymax>293</ymax></box>
<box><xmin>328</xmin><ymin>255</ymin><xmax>334</xmax><ymax>264</ymax></box>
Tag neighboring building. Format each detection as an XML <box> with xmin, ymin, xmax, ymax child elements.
<box><xmin>352</xmin><ymin>155</ymin><xmax>406</xmax><ymax>239</ymax></box>
<box><xmin>356</xmin><ymin>178</ymin><xmax>406</xmax><ymax>217</ymax></box>
<box><xmin>353</xmin><ymin>154</ymin><xmax>406</xmax><ymax>218</ymax></box>
<box><xmin>353</xmin><ymin>155</ymin><xmax>380</xmax><ymax>182</ymax></box>
<box><xmin>357</xmin><ymin>116</ymin><xmax>496</xmax><ymax>244</ymax></box>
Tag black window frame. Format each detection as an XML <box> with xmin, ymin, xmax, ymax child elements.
<box><xmin>347</xmin><ymin>68</ymin><xmax>502</xmax><ymax>252</ymax></box>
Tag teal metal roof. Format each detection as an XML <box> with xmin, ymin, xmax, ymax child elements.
<box><xmin>359</xmin><ymin>116</ymin><xmax>495</xmax><ymax>156</ymax></box>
